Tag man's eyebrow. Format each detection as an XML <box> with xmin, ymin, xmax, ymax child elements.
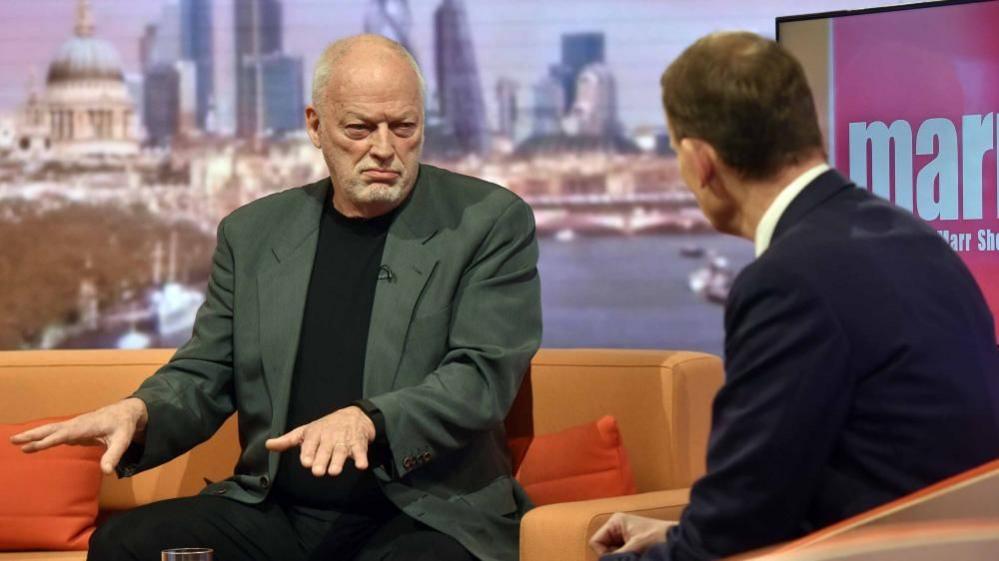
<box><xmin>340</xmin><ymin>111</ymin><xmax>369</xmax><ymax>120</ymax></box>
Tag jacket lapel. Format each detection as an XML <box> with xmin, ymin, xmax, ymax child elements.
<box><xmin>258</xmin><ymin>179</ymin><xmax>326</xmax><ymax>436</ymax></box>
<box><xmin>363</xmin><ymin>167</ymin><xmax>441</xmax><ymax>397</ymax></box>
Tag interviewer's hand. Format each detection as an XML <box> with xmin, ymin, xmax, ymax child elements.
<box><xmin>9</xmin><ymin>397</ymin><xmax>149</xmax><ymax>475</ymax></box>
<box><xmin>265</xmin><ymin>405</ymin><xmax>375</xmax><ymax>477</ymax></box>
<box><xmin>589</xmin><ymin>513</ymin><xmax>677</xmax><ymax>556</ymax></box>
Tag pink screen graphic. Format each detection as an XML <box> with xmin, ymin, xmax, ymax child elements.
<box><xmin>833</xmin><ymin>2</ymin><xmax>999</xmax><ymax>341</ymax></box>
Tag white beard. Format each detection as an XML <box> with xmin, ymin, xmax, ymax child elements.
<box><xmin>344</xmin><ymin>180</ymin><xmax>409</xmax><ymax>205</ymax></box>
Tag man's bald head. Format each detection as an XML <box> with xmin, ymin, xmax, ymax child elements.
<box><xmin>311</xmin><ymin>34</ymin><xmax>425</xmax><ymax>111</ymax></box>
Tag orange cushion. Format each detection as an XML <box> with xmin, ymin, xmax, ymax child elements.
<box><xmin>0</xmin><ymin>417</ymin><xmax>103</xmax><ymax>551</ymax></box>
<box><xmin>512</xmin><ymin>415</ymin><xmax>637</xmax><ymax>505</ymax></box>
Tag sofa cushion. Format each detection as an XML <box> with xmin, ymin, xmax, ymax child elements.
<box><xmin>0</xmin><ymin>417</ymin><xmax>103</xmax><ymax>551</ymax></box>
<box><xmin>511</xmin><ymin>415</ymin><xmax>637</xmax><ymax>506</ymax></box>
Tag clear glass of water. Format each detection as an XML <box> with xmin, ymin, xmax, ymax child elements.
<box><xmin>161</xmin><ymin>548</ymin><xmax>213</xmax><ymax>561</ymax></box>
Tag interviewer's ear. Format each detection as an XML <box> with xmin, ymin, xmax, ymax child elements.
<box><xmin>681</xmin><ymin>137</ymin><xmax>719</xmax><ymax>193</ymax></box>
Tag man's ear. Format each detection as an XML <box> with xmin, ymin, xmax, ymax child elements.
<box><xmin>682</xmin><ymin>137</ymin><xmax>718</xmax><ymax>193</ymax></box>
<box><xmin>305</xmin><ymin>105</ymin><xmax>321</xmax><ymax>149</ymax></box>
<box><xmin>692</xmin><ymin>139</ymin><xmax>738</xmax><ymax>202</ymax></box>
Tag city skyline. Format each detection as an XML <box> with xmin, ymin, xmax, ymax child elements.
<box><xmin>0</xmin><ymin>0</ymin><xmax>915</xmax><ymax>134</ymax></box>
<box><xmin>0</xmin><ymin>0</ymin><xmax>927</xmax><ymax>353</ymax></box>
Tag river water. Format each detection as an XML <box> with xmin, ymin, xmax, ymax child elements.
<box><xmin>538</xmin><ymin>232</ymin><xmax>756</xmax><ymax>356</ymax></box>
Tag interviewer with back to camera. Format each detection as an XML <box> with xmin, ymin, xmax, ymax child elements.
<box><xmin>590</xmin><ymin>31</ymin><xmax>999</xmax><ymax>561</ymax></box>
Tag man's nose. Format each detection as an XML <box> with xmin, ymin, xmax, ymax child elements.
<box><xmin>370</xmin><ymin>125</ymin><xmax>394</xmax><ymax>161</ymax></box>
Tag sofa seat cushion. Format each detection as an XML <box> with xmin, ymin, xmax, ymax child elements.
<box><xmin>512</xmin><ymin>415</ymin><xmax>637</xmax><ymax>506</ymax></box>
<box><xmin>0</xmin><ymin>418</ymin><xmax>102</xmax><ymax>551</ymax></box>
<box><xmin>0</xmin><ymin>553</ymin><xmax>87</xmax><ymax>561</ymax></box>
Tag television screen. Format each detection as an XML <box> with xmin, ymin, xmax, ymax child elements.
<box><xmin>778</xmin><ymin>0</ymin><xmax>999</xmax><ymax>342</ymax></box>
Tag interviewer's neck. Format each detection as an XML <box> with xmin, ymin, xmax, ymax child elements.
<box><xmin>730</xmin><ymin>153</ymin><xmax>827</xmax><ymax>240</ymax></box>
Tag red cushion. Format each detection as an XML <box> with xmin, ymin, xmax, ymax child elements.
<box><xmin>512</xmin><ymin>415</ymin><xmax>637</xmax><ymax>505</ymax></box>
<box><xmin>0</xmin><ymin>417</ymin><xmax>103</xmax><ymax>551</ymax></box>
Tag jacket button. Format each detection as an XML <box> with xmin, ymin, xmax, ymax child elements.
<box><xmin>213</xmin><ymin>487</ymin><xmax>227</xmax><ymax>495</ymax></box>
<box><xmin>421</xmin><ymin>451</ymin><xmax>432</xmax><ymax>463</ymax></box>
<box><xmin>259</xmin><ymin>476</ymin><xmax>269</xmax><ymax>488</ymax></box>
<box><xmin>403</xmin><ymin>457</ymin><xmax>415</xmax><ymax>470</ymax></box>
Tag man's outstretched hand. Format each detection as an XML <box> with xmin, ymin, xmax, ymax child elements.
<box><xmin>265</xmin><ymin>405</ymin><xmax>375</xmax><ymax>477</ymax></box>
<box><xmin>9</xmin><ymin>397</ymin><xmax>149</xmax><ymax>475</ymax></box>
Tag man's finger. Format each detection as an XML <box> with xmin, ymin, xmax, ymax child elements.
<box><xmin>10</xmin><ymin>422</ymin><xmax>62</xmax><ymax>445</ymax></box>
<box><xmin>351</xmin><ymin>441</ymin><xmax>369</xmax><ymax>470</ymax></box>
<box><xmin>299</xmin><ymin>429</ymin><xmax>320</xmax><ymax>469</ymax></box>
<box><xmin>588</xmin><ymin>535</ymin><xmax>611</xmax><ymax>555</ymax></box>
<box><xmin>20</xmin><ymin>427</ymin><xmax>73</xmax><ymax>453</ymax></box>
<box><xmin>100</xmin><ymin>431</ymin><xmax>131</xmax><ymax>475</ymax></box>
<box><xmin>590</xmin><ymin>513</ymin><xmax>624</xmax><ymax>555</ymax></box>
<box><xmin>589</xmin><ymin>520</ymin><xmax>618</xmax><ymax>555</ymax></box>
<box><xmin>327</xmin><ymin>441</ymin><xmax>350</xmax><ymax>476</ymax></box>
<box><xmin>265</xmin><ymin>426</ymin><xmax>303</xmax><ymax>452</ymax></box>
<box><xmin>616</xmin><ymin>536</ymin><xmax>647</xmax><ymax>554</ymax></box>
<box><xmin>310</xmin><ymin>437</ymin><xmax>335</xmax><ymax>477</ymax></box>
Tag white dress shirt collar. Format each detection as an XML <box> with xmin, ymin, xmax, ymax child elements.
<box><xmin>754</xmin><ymin>163</ymin><xmax>831</xmax><ymax>256</ymax></box>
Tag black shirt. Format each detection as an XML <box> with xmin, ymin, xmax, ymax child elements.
<box><xmin>273</xmin><ymin>185</ymin><xmax>394</xmax><ymax>510</ymax></box>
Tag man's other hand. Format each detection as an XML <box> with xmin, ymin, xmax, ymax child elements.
<box><xmin>589</xmin><ymin>513</ymin><xmax>676</xmax><ymax>556</ymax></box>
<box><xmin>265</xmin><ymin>405</ymin><xmax>375</xmax><ymax>477</ymax></box>
<box><xmin>9</xmin><ymin>397</ymin><xmax>149</xmax><ymax>475</ymax></box>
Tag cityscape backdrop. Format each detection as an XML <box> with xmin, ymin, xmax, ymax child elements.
<box><xmin>0</xmin><ymin>0</ymin><xmax>913</xmax><ymax>354</ymax></box>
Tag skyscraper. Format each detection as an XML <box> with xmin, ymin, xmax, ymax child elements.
<box><xmin>364</xmin><ymin>0</ymin><xmax>415</xmax><ymax>55</ymax></box>
<box><xmin>260</xmin><ymin>53</ymin><xmax>304</xmax><ymax>135</ymax></box>
<box><xmin>560</xmin><ymin>32</ymin><xmax>604</xmax><ymax>110</ymax></box>
<box><xmin>234</xmin><ymin>0</ymin><xmax>283</xmax><ymax>139</ymax></box>
<box><xmin>532</xmin><ymin>73</ymin><xmax>564</xmax><ymax>137</ymax></box>
<box><xmin>433</xmin><ymin>0</ymin><xmax>488</xmax><ymax>155</ymax></box>
<box><xmin>568</xmin><ymin>63</ymin><xmax>619</xmax><ymax>137</ymax></box>
<box><xmin>144</xmin><ymin>64</ymin><xmax>180</xmax><ymax>146</ymax></box>
<box><xmin>495</xmin><ymin>77</ymin><xmax>518</xmax><ymax>139</ymax></box>
<box><xmin>139</xmin><ymin>24</ymin><xmax>157</xmax><ymax>71</ymax></box>
<box><xmin>176</xmin><ymin>60</ymin><xmax>199</xmax><ymax>135</ymax></box>
<box><xmin>142</xmin><ymin>3</ymin><xmax>182</xmax><ymax>145</ymax></box>
<box><xmin>141</xmin><ymin>0</ymin><xmax>212</xmax><ymax>140</ymax></box>
<box><xmin>179</xmin><ymin>0</ymin><xmax>214</xmax><ymax>129</ymax></box>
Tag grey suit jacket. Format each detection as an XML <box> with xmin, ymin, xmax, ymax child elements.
<box><xmin>120</xmin><ymin>164</ymin><xmax>543</xmax><ymax>561</ymax></box>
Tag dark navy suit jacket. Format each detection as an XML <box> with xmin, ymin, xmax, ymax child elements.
<box><xmin>631</xmin><ymin>170</ymin><xmax>999</xmax><ymax>561</ymax></box>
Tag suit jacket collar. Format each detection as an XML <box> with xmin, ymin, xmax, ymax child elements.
<box><xmin>270</xmin><ymin>178</ymin><xmax>327</xmax><ymax>263</ymax></box>
<box><xmin>770</xmin><ymin>169</ymin><xmax>853</xmax><ymax>246</ymax></box>
<box><xmin>391</xmin><ymin>164</ymin><xmax>444</xmax><ymax>242</ymax></box>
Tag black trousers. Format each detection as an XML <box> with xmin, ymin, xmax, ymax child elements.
<box><xmin>87</xmin><ymin>494</ymin><xmax>476</xmax><ymax>561</ymax></box>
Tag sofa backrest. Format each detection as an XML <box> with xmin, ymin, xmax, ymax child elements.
<box><xmin>507</xmin><ymin>349</ymin><xmax>722</xmax><ymax>492</ymax></box>
<box><xmin>0</xmin><ymin>349</ymin><xmax>236</xmax><ymax>511</ymax></box>
<box><xmin>1</xmin><ymin>347</ymin><xmax>723</xmax><ymax>509</ymax></box>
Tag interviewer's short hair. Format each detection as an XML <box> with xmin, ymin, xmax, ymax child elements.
<box><xmin>660</xmin><ymin>31</ymin><xmax>823</xmax><ymax>180</ymax></box>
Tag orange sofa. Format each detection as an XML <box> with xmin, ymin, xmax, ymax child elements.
<box><xmin>0</xmin><ymin>348</ymin><xmax>724</xmax><ymax>561</ymax></box>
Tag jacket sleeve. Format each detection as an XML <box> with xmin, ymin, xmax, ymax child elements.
<box><xmin>657</xmin><ymin>261</ymin><xmax>853</xmax><ymax>560</ymax></box>
<box><xmin>118</xmin><ymin>219</ymin><xmax>237</xmax><ymax>476</ymax></box>
<box><xmin>368</xmin><ymin>197</ymin><xmax>542</xmax><ymax>478</ymax></box>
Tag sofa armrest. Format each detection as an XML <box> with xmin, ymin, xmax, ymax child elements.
<box><xmin>520</xmin><ymin>489</ymin><xmax>691</xmax><ymax>561</ymax></box>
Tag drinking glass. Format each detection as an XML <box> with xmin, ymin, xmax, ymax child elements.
<box><xmin>161</xmin><ymin>548</ymin><xmax>213</xmax><ymax>561</ymax></box>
